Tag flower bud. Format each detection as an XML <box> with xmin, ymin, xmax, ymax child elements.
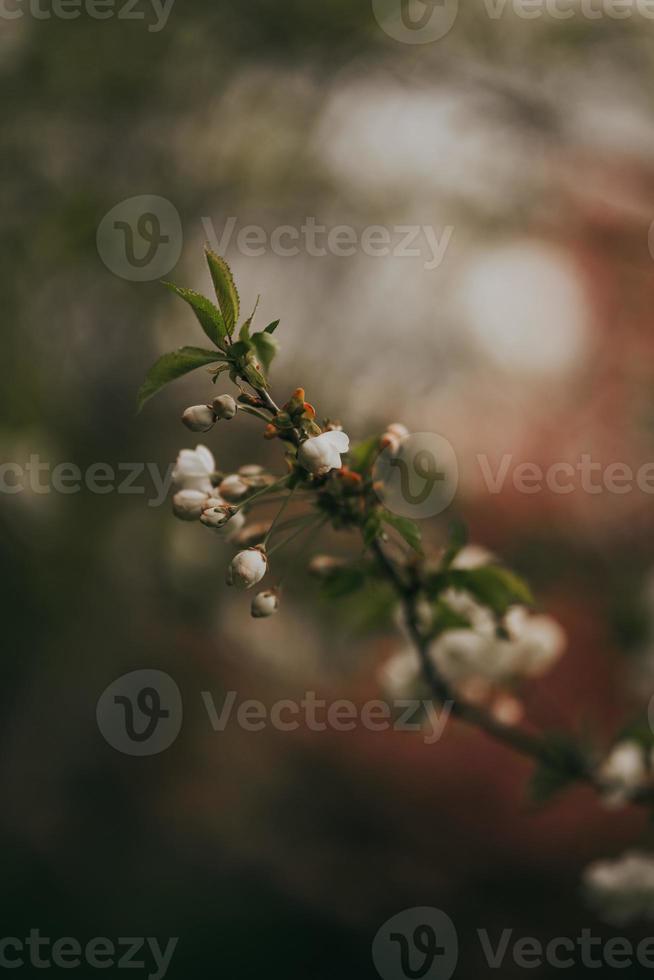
<box><xmin>201</xmin><ymin>504</ymin><xmax>235</xmax><ymax>530</ymax></box>
<box><xmin>251</xmin><ymin>590</ymin><xmax>279</xmax><ymax>618</ymax></box>
<box><xmin>182</xmin><ymin>405</ymin><xmax>215</xmax><ymax>432</ymax></box>
<box><xmin>219</xmin><ymin>474</ymin><xmax>250</xmax><ymax>501</ymax></box>
<box><xmin>212</xmin><ymin>395</ymin><xmax>237</xmax><ymax>420</ymax></box>
<box><xmin>227</xmin><ymin>547</ymin><xmax>268</xmax><ymax>589</ymax></box>
<box><xmin>172</xmin><ymin>489</ymin><xmax>210</xmax><ymax>521</ymax></box>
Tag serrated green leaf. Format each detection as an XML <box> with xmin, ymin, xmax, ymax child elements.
<box><xmin>205</xmin><ymin>249</ymin><xmax>239</xmax><ymax>335</ymax></box>
<box><xmin>162</xmin><ymin>282</ymin><xmax>227</xmax><ymax>348</ymax></box>
<box><xmin>264</xmin><ymin>319</ymin><xmax>280</xmax><ymax>334</ymax></box>
<box><xmin>239</xmin><ymin>296</ymin><xmax>260</xmax><ymax>343</ymax></box>
<box><xmin>447</xmin><ymin>566</ymin><xmax>533</xmax><ymax>617</ymax></box>
<box><xmin>382</xmin><ymin>511</ymin><xmax>423</xmax><ymax>555</ymax></box>
<box><xmin>137</xmin><ymin>346</ymin><xmax>225</xmax><ymax>412</ymax></box>
<box><xmin>251</xmin><ymin>331</ymin><xmax>279</xmax><ymax>375</ymax></box>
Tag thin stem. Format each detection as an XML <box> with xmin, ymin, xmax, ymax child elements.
<box><xmin>268</xmin><ymin>514</ymin><xmax>325</xmax><ymax>558</ymax></box>
<box><xmin>238</xmin><ymin>404</ymin><xmax>273</xmax><ymax>423</ymax></box>
<box><xmin>255</xmin><ymin>387</ymin><xmax>281</xmax><ymax>415</ymax></box>
<box><xmin>264</xmin><ymin>487</ymin><xmax>296</xmax><ymax>548</ymax></box>
<box><xmin>236</xmin><ymin>475</ymin><xmax>290</xmax><ymax>511</ymax></box>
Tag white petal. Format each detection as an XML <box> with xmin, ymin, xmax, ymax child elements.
<box><xmin>195</xmin><ymin>445</ymin><xmax>215</xmax><ymax>474</ymax></box>
<box><xmin>325</xmin><ymin>430</ymin><xmax>350</xmax><ymax>453</ymax></box>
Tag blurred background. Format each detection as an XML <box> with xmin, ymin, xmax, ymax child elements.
<box><xmin>3</xmin><ymin>0</ymin><xmax>654</xmax><ymax>975</ymax></box>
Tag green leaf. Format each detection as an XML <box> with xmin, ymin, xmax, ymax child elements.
<box><xmin>137</xmin><ymin>347</ymin><xmax>225</xmax><ymax>412</ymax></box>
<box><xmin>239</xmin><ymin>296</ymin><xmax>260</xmax><ymax>343</ymax></box>
<box><xmin>429</xmin><ymin>598</ymin><xmax>472</xmax><ymax>639</ymax></box>
<box><xmin>448</xmin><ymin>565</ymin><xmax>533</xmax><ymax>617</ymax></box>
<box><xmin>348</xmin><ymin>436</ymin><xmax>381</xmax><ymax>475</ymax></box>
<box><xmin>205</xmin><ymin>249</ymin><xmax>239</xmax><ymax>335</ymax></box>
<box><xmin>228</xmin><ymin>340</ymin><xmax>253</xmax><ymax>361</ymax></box>
<box><xmin>162</xmin><ymin>282</ymin><xmax>227</xmax><ymax>348</ymax></box>
<box><xmin>251</xmin><ymin>331</ymin><xmax>279</xmax><ymax>375</ymax></box>
<box><xmin>264</xmin><ymin>319</ymin><xmax>280</xmax><ymax>334</ymax></box>
<box><xmin>441</xmin><ymin>519</ymin><xmax>469</xmax><ymax>569</ymax></box>
<box><xmin>382</xmin><ymin>511</ymin><xmax>423</xmax><ymax>555</ymax></box>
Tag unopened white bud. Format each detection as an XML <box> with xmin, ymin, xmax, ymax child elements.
<box><xmin>251</xmin><ymin>590</ymin><xmax>279</xmax><ymax>618</ymax></box>
<box><xmin>201</xmin><ymin>504</ymin><xmax>235</xmax><ymax>530</ymax></box>
<box><xmin>219</xmin><ymin>474</ymin><xmax>250</xmax><ymax>501</ymax></box>
<box><xmin>212</xmin><ymin>395</ymin><xmax>237</xmax><ymax>420</ymax></box>
<box><xmin>182</xmin><ymin>405</ymin><xmax>215</xmax><ymax>432</ymax></box>
<box><xmin>227</xmin><ymin>548</ymin><xmax>268</xmax><ymax>589</ymax></box>
<box><xmin>172</xmin><ymin>489</ymin><xmax>210</xmax><ymax>521</ymax></box>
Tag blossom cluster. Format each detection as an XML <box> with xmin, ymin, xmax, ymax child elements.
<box><xmin>380</xmin><ymin>545</ymin><xmax>566</xmax><ymax>725</ymax></box>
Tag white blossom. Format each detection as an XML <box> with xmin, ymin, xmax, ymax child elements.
<box><xmin>251</xmin><ymin>590</ymin><xmax>279</xmax><ymax>618</ymax></box>
<box><xmin>181</xmin><ymin>404</ymin><xmax>215</xmax><ymax>432</ymax></box>
<box><xmin>584</xmin><ymin>852</ymin><xmax>654</xmax><ymax>924</ymax></box>
<box><xmin>451</xmin><ymin>545</ymin><xmax>494</xmax><ymax>570</ymax></box>
<box><xmin>173</xmin><ymin>445</ymin><xmax>216</xmax><ymax>494</ymax></box>
<box><xmin>298</xmin><ymin>430</ymin><xmax>350</xmax><ymax>475</ymax></box>
<box><xmin>430</xmin><ymin>599</ymin><xmax>565</xmax><ymax>688</ymax></box>
<box><xmin>172</xmin><ymin>489</ymin><xmax>210</xmax><ymax>522</ymax></box>
<box><xmin>597</xmin><ymin>741</ymin><xmax>648</xmax><ymax>808</ymax></box>
<box><xmin>227</xmin><ymin>548</ymin><xmax>268</xmax><ymax>589</ymax></box>
<box><xmin>378</xmin><ymin>647</ymin><xmax>422</xmax><ymax>699</ymax></box>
